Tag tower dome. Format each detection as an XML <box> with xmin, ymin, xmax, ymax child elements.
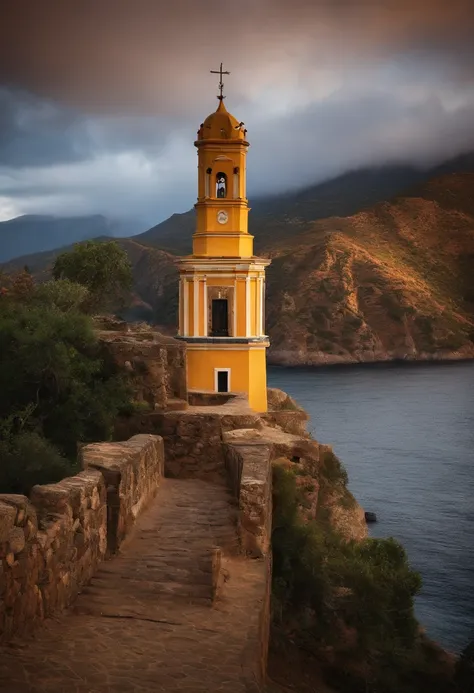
<box><xmin>197</xmin><ymin>100</ymin><xmax>247</xmax><ymax>141</ymax></box>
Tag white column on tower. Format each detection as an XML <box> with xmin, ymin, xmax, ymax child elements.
<box><xmin>178</xmin><ymin>277</ymin><xmax>182</xmax><ymax>336</ymax></box>
<box><xmin>233</xmin><ymin>279</ymin><xmax>238</xmax><ymax>336</ymax></box>
<box><xmin>183</xmin><ymin>278</ymin><xmax>189</xmax><ymax>336</ymax></box>
<box><xmin>203</xmin><ymin>278</ymin><xmax>208</xmax><ymax>336</ymax></box>
<box><xmin>245</xmin><ymin>276</ymin><xmax>251</xmax><ymax>337</ymax></box>
<box><xmin>193</xmin><ymin>276</ymin><xmax>199</xmax><ymax>336</ymax></box>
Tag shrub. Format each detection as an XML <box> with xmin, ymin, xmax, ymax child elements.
<box><xmin>34</xmin><ymin>278</ymin><xmax>90</xmax><ymax>313</ymax></box>
<box><xmin>272</xmin><ymin>466</ymin><xmax>328</xmax><ymax>625</ymax></box>
<box><xmin>0</xmin><ymin>432</ymin><xmax>74</xmax><ymax>496</ymax></box>
<box><xmin>0</xmin><ymin>300</ymin><xmax>131</xmax><ymax>459</ymax></box>
<box><xmin>320</xmin><ymin>448</ymin><xmax>349</xmax><ymax>486</ymax></box>
<box><xmin>271</xmin><ymin>464</ymin><xmax>429</xmax><ymax>691</ymax></box>
<box><xmin>119</xmin><ymin>399</ymin><xmax>154</xmax><ymax>417</ymax></box>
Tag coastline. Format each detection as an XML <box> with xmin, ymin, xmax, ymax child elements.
<box><xmin>267</xmin><ymin>364</ymin><xmax>474</xmax><ymax>658</ymax></box>
<box><xmin>267</xmin><ymin>348</ymin><xmax>474</xmax><ymax>368</ymax></box>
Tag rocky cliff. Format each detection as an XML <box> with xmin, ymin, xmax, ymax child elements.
<box><xmin>266</xmin><ymin>173</ymin><xmax>474</xmax><ymax>365</ymax></box>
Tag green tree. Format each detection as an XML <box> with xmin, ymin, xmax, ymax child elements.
<box><xmin>0</xmin><ymin>287</ymin><xmax>132</xmax><ymax>495</ymax></box>
<box><xmin>52</xmin><ymin>240</ymin><xmax>133</xmax><ymax>313</ymax></box>
<box><xmin>0</xmin><ymin>267</ymin><xmax>35</xmax><ymax>303</ymax></box>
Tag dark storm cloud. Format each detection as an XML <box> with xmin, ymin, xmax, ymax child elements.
<box><xmin>0</xmin><ymin>0</ymin><xmax>473</xmax><ymax>222</ymax></box>
<box><xmin>1</xmin><ymin>0</ymin><xmax>473</xmax><ymax>113</ymax></box>
<box><xmin>0</xmin><ymin>86</ymin><xmax>183</xmax><ymax>169</ymax></box>
<box><xmin>247</xmin><ymin>88</ymin><xmax>474</xmax><ymax>196</ymax></box>
<box><xmin>0</xmin><ymin>88</ymin><xmax>87</xmax><ymax>166</ymax></box>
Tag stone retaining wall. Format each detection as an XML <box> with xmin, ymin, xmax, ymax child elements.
<box><xmin>261</xmin><ymin>409</ymin><xmax>310</xmax><ymax>437</ymax></box>
<box><xmin>116</xmin><ymin>413</ymin><xmax>226</xmax><ymax>482</ymax></box>
<box><xmin>115</xmin><ymin>410</ymin><xmax>262</xmax><ymax>483</ymax></box>
<box><xmin>97</xmin><ymin>323</ymin><xmax>187</xmax><ymax>410</ymax></box>
<box><xmin>0</xmin><ymin>434</ymin><xmax>164</xmax><ymax>641</ymax></box>
<box><xmin>224</xmin><ymin>442</ymin><xmax>273</xmax><ymax>558</ymax></box>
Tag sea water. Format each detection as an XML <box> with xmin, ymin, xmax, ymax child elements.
<box><xmin>268</xmin><ymin>361</ymin><xmax>474</xmax><ymax>653</ymax></box>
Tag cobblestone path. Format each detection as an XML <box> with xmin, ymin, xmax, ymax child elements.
<box><xmin>0</xmin><ymin>479</ymin><xmax>267</xmax><ymax>693</ymax></box>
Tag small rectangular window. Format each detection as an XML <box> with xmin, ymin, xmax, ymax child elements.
<box><xmin>217</xmin><ymin>370</ymin><xmax>229</xmax><ymax>393</ymax></box>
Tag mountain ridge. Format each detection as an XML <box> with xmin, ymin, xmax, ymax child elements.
<box><xmin>1</xmin><ymin>163</ymin><xmax>474</xmax><ymax>366</ymax></box>
<box><xmin>134</xmin><ymin>152</ymin><xmax>474</xmax><ymax>256</ymax></box>
<box><xmin>0</xmin><ymin>213</ymin><xmax>146</xmax><ymax>263</ymax></box>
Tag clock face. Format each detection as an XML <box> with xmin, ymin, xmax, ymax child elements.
<box><xmin>217</xmin><ymin>210</ymin><xmax>228</xmax><ymax>225</ymax></box>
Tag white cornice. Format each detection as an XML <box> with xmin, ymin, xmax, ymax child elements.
<box><xmin>176</xmin><ymin>258</ymin><xmax>271</xmax><ymax>272</ymax></box>
<box><xmin>186</xmin><ymin>343</ymin><xmax>269</xmax><ymax>351</ymax></box>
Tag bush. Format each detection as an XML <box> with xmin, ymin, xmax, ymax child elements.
<box><xmin>119</xmin><ymin>399</ymin><xmax>154</xmax><ymax>417</ymax></box>
<box><xmin>320</xmin><ymin>448</ymin><xmax>349</xmax><ymax>486</ymax></box>
<box><xmin>34</xmin><ymin>278</ymin><xmax>90</xmax><ymax>313</ymax></box>
<box><xmin>0</xmin><ymin>300</ymin><xmax>131</xmax><ymax>459</ymax></box>
<box><xmin>272</xmin><ymin>465</ymin><xmax>328</xmax><ymax>625</ymax></box>
<box><xmin>0</xmin><ymin>432</ymin><xmax>74</xmax><ymax>496</ymax></box>
<box><xmin>0</xmin><ymin>269</ymin><xmax>134</xmax><ymax>494</ymax></box>
<box><xmin>271</xmin><ymin>465</ymin><xmax>432</xmax><ymax>691</ymax></box>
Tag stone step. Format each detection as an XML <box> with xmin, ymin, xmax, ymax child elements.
<box><xmin>80</xmin><ymin>578</ymin><xmax>213</xmax><ymax>601</ymax></box>
<box><xmin>93</xmin><ymin>565</ymin><xmax>213</xmax><ymax>586</ymax></box>
<box><xmin>165</xmin><ymin>398</ymin><xmax>189</xmax><ymax>411</ymax></box>
<box><xmin>127</xmin><ymin>534</ymin><xmax>239</xmax><ymax>551</ymax></box>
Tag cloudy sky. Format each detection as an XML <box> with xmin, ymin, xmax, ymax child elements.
<box><xmin>0</xmin><ymin>0</ymin><xmax>473</xmax><ymax>226</ymax></box>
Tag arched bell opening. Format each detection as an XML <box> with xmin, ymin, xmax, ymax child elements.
<box><xmin>216</xmin><ymin>172</ymin><xmax>227</xmax><ymax>198</ymax></box>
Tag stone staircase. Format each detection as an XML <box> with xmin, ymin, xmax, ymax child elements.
<box><xmin>0</xmin><ymin>478</ymin><xmax>268</xmax><ymax>692</ymax></box>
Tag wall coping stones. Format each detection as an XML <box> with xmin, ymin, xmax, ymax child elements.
<box><xmin>224</xmin><ymin>440</ymin><xmax>273</xmax><ymax>558</ymax></box>
<box><xmin>0</xmin><ymin>434</ymin><xmax>164</xmax><ymax>641</ymax></box>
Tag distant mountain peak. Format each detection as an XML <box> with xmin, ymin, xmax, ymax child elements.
<box><xmin>0</xmin><ymin>213</ymin><xmax>144</xmax><ymax>263</ymax></box>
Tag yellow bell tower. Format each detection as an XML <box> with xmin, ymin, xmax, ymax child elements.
<box><xmin>176</xmin><ymin>64</ymin><xmax>271</xmax><ymax>412</ymax></box>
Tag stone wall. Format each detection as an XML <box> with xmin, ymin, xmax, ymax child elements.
<box><xmin>224</xmin><ymin>442</ymin><xmax>273</xmax><ymax>558</ymax></box>
<box><xmin>0</xmin><ymin>470</ymin><xmax>106</xmax><ymax>642</ymax></box>
<box><xmin>115</xmin><ymin>412</ymin><xmax>225</xmax><ymax>481</ymax></box>
<box><xmin>114</xmin><ymin>408</ymin><xmax>262</xmax><ymax>483</ymax></box>
<box><xmin>261</xmin><ymin>409</ymin><xmax>310</xmax><ymax>437</ymax></box>
<box><xmin>96</xmin><ymin>320</ymin><xmax>187</xmax><ymax>410</ymax></box>
<box><xmin>81</xmin><ymin>434</ymin><xmax>164</xmax><ymax>552</ymax></box>
<box><xmin>0</xmin><ymin>434</ymin><xmax>164</xmax><ymax>641</ymax></box>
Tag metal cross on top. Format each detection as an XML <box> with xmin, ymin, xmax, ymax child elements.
<box><xmin>210</xmin><ymin>63</ymin><xmax>230</xmax><ymax>101</ymax></box>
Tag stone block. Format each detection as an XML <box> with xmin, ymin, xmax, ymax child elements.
<box><xmin>0</xmin><ymin>501</ymin><xmax>17</xmax><ymax>542</ymax></box>
<box><xmin>8</xmin><ymin>527</ymin><xmax>25</xmax><ymax>555</ymax></box>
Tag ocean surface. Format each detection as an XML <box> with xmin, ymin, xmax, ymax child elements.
<box><xmin>268</xmin><ymin>361</ymin><xmax>474</xmax><ymax>653</ymax></box>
